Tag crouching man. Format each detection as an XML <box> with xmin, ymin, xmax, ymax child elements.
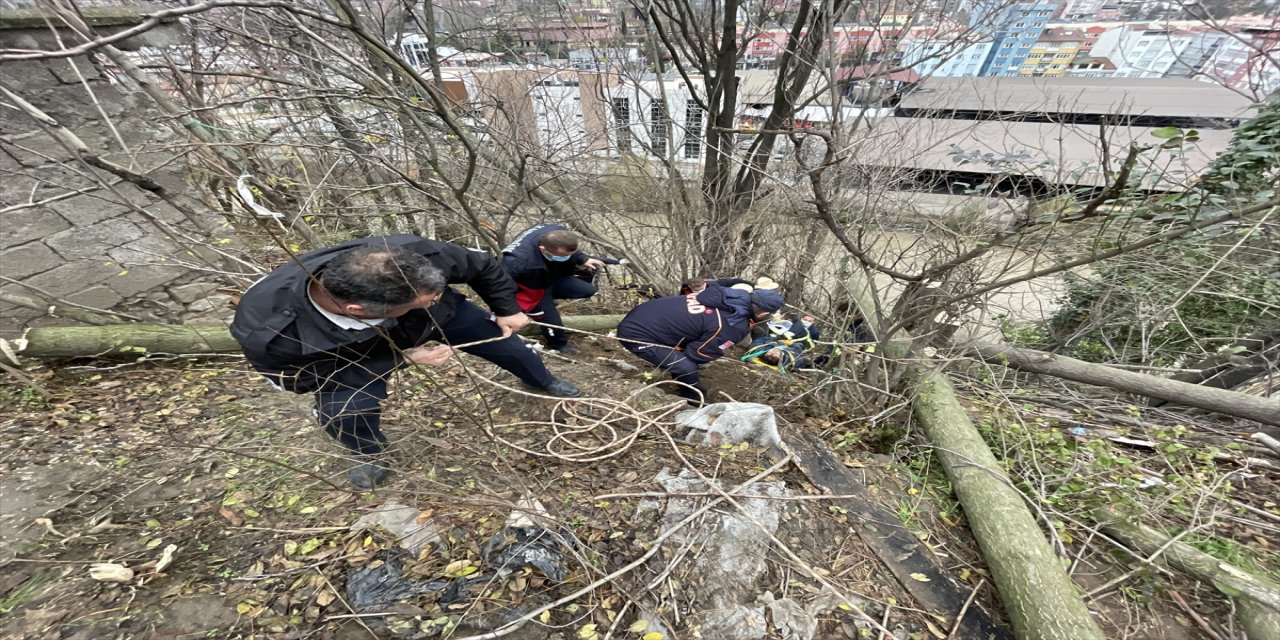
<box><xmin>616</xmin><ymin>282</ymin><xmax>784</xmax><ymax>404</ymax></box>
<box><xmin>231</xmin><ymin>235</ymin><xmax>581</xmax><ymax>488</ymax></box>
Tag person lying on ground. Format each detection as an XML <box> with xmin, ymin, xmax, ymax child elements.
<box><xmin>742</xmin><ymin>312</ymin><xmax>824</xmax><ymax>372</ymax></box>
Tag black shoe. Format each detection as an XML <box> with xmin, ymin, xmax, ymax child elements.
<box><xmin>347</xmin><ymin>460</ymin><xmax>390</xmax><ymax>489</ymax></box>
<box><xmin>524</xmin><ymin>378</ymin><xmax>582</xmax><ymax>398</ymax></box>
<box><xmin>550</xmin><ymin>345</ymin><xmax>581</xmax><ymax>356</ymax></box>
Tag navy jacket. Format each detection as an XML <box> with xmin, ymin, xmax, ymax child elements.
<box><xmin>616</xmin><ymin>285</ymin><xmax>753</xmax><ymax>364</ymax></box>
<box><xmin>230</xmin><ymin>235</ymin><xmax>521</xmax><ymax>393</ymax></box>
<box><xmin>500</xmin><ymin>224</ymin><xmax>590</xmax><ymax>291</ymax></box>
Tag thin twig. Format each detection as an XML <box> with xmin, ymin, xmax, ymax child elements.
<box><xmin>1168</xmin><ymin>590</ymin><xmax>1225</xmax><ymax>640</ymax></box>
<box><xmin>945</xmin><ymin>578</ymin><xmax>986</xmax><ymax>639</ymax></box>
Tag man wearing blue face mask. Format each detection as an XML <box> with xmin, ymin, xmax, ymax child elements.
<box><xmin>501</xmin><ymin>224</ymin><xmax>607</xmax><ymax>355</ymax></box>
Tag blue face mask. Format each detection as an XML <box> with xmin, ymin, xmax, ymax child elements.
<box><xmin>542</xmin><ymin>251</ymin><xmax>572</xmax><ymax>262</ymax></box>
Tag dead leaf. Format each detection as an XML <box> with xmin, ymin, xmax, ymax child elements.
<box><xmin>423</xmin><ymin>437</ymin><xmax>454</xmax><ymax>450</ymax></box>
<box><xmin>244</xmin><ymin>560</ymin><xmax>264</xmax><ymax>578</ymax></box>
<box><xmin>316</xmin><ymin>590</ymin><xmax>336</xmax><ymax>606</ymax></box>
<box><xmin>218</xmin><ymin>508</ymin><xmax>244</xmax><ymax>527</ymax></box>
<box><xmin>909</xmin><ymin>572</ymin><xmax>931</xmax><ymax>582</ymax></box>
<box><xmin>924</xmin><ymin>619</ymin><xmax>947</xmax><ymax>638</ymax></box>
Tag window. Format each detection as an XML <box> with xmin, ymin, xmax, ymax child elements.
<box><xmin>684</xmin><ymin>100</ymin><xmax>703</xmax><ymax>159</ymax></box>
<box><xmin>612</xmin><ymin>97</ymin><xmax>631</xmax><ymax>154</ymax></box>
<box><xmin>650</xmin><ymin>99</ymin><xmax>668</xmax><ymax>157</ymax></box>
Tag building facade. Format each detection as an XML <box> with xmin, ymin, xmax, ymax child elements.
<box><xmin>1091</xmin><ymin>24</ymin><xmax>1229</xmax><ymax>78</ymax></box>
<box><xmin>976</xmin><ymin>1</ymin><xmax>1060</xmax><ymax>77</ymax></box>
<box><xmin>1197</xmin><ymin>26</ymin><xmax>1280</xmax><ymax>97</ymax></box>
<box><xmin>903</xmin><ymin>39</ymin><xmax>994</xmax><ymax>77</ymax></box>
<box><xmin>1018</xmin><ymin>27</ymin><xmax>1087</xmax><ymax>76</ymax></box>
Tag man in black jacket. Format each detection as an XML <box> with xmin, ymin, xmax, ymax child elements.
<box><xmin>501</xmin><ymin>224</ymin><xmax>606</xmax><ymax>355</ymax></box>
<box><xmin>231</xmin><ymin>235</ymin><xmax>581</xmax><ymax>488</ymax></box>
<box><xmin>616</xmin><ymin>283</ymin><xmax>784</xmax><ymax>403</ymax></box>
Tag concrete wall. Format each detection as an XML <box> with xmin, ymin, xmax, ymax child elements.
<box><xmin>0</xmin><ymin>9</ymin><xmax>236</xmax><ymax>338</ymax></box>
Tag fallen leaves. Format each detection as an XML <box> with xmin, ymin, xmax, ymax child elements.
<box><xmin>442</xmin><ymin>559</ymin><xmax>479</xmax><ymax>578</ymax></box>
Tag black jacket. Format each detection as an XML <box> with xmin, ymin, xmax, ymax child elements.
<box><xmin>616</xmin><ymin>286</ymin><xmax>753</xmax><ymax>365</ymax></box>
<box><xmin>230</xmin><ymin>235</ymin><xmax>521</xmax><ymax>393</ymax></box>
<box><xmin>500</xmin><ymin>224</ymin><xmax>589</xmax><ymax>291</ymax></box>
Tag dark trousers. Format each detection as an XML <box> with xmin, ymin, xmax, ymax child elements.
<box><xmin>530</xmin><ymin>275</ymin><xmax>597</xmax><ymax>348</ymax></box>
<box><xmin>315</xmin><ymin>299</ymin><xmax>556</xmax><ymax>455</ymax></box>
<box><xmin>622</xmin><ymin>342</ymin><xmax>705</xmax><ymax>401</ymax></box>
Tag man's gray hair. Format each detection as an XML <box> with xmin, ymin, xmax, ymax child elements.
<box><xmin>321</xmin><ymin>245</ymin><xmax>445</xmax><ymax>313</ymax></box>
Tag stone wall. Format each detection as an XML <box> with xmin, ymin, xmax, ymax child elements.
<box><xmin>0</xmin><ymin>7</ymin><xmax>236</xmax><ymax>338</ymax></box>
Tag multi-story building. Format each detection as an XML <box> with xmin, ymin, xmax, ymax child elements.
<box><xmin>975</xmin><ymin>1</ymin><xmax>1059</xmax><ymax>77</ymax></box>
<box><xmin>1091</xmin><ymin>24</ymin><xmax>1230</xmax><ymax>78</ymax></box>
<box><xmin>1056</xmin><ymin>0</ymin><xmax>1105</xmax><ymax>20</ymax></box>
<box><xmin>1065</xmin><ymin>56</ymin><xmax>1116</xmax><ymax>77</ymax></box>
<box><xmin>745</xmin><ymin>28</ymin><xmax>790</xmax><ymax>65</ymax></box>
<box><xmin>744</xmin><ymin>26</ymin><xmax>885</xmax><ymax>68</ymax></box>
<box><xmin>902</xmin><ymin>38</ymin><xmax>994</xmax><ymax>77</ymax></box>
<box><xmin>1018</xmin><ymin>27</ymin><xmax>1087</xmax><ymax>76</ymax></box>
<box><xmin>568</xmin><ymin>47</ymin><xmax>642</xmax><ymax>71</ymax></box>
<box><xmin>1198</xmin><ymin>25</ymin><xmax>1280</xmax><ymax>97</ymax></box>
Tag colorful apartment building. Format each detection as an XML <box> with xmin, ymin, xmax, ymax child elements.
<box><xmin>975</xmin><ymin>1</ymin><xmax>1060</xmax><ymax>77</ymax></box>
<box><xmin>1018</xmin><ymin>27</ymin><xmax>1087</xmax><ymax>76</ymax></box>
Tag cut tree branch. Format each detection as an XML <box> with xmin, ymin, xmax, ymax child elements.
<box><xmin>970</xmin><ymin>344</ymin><xmax>1280</xmax><ymax>426</ymax></box>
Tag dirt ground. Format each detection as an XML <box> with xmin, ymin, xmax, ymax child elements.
<box><xmin>0</xmin><ymin>325</ymin><xmax>1253</xmax><ymax>640</ymax></box>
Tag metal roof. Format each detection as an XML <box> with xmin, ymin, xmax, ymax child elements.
<box><xmin>850</xmin><ymin>116</ymin><xmax>1233</xmax><ymax>190</ymax></box>
<box><xmin>899</xmin><ymin>76</ymin><xmax>1257</xmax><ymax>120</ymax></box>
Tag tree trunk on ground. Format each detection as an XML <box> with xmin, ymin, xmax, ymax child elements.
<box><xmin>1094</xmin><ymin>509</ymin><xmax>1280</xmax><ymax>640</ymax></box>
<box><xmin>910</xmin><ymin>367</ymin><xmax>1107</xmax><ymax>640</ymax></box>
<box><xmin>1</xmin><ymin>316</ymin><xmax>626</xmax><ymax>363</ymax></box>
<box><xmin>1151</xmin><ymin>325</ymin><xmax>1280</xmax><ymax>402</ymax></box>
<box><xmin>970</xmin><ymin>344</ymin><xmax>1279</xmax><ymax>426</ymax></box>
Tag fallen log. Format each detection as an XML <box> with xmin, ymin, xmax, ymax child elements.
<box><xmin>911</xmin><ymin>367</ymin><xmax>1106</xmax><ymax>640</ymax></box>
<box><xmin>1157</xmin><ymin>326</ymin><xmax>1280</xmax><ymax>398</ymax></box>
<box><xmin>0</xmin><ymin>316</ymin><xmax>626</xmax><ymax>364</ymax></box>
<box><xmin>970</xmin><ymin>344</ymin><xmax>1279</xmax><ymax>427</ymax></box>
<box><xmin>1095</xmin><ymin>509</ymin><xmax>1280</xmax><ymax>640</ymax></box>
